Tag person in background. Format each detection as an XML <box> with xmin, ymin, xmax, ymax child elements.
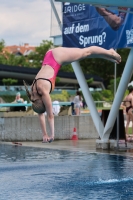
<box><xmin>71</xmin><ymin>102</ymin><xmax>76</xmax><ymax>115</ymax></box>
<box><xmin>73</xmin><ymin>91</ymin><xmax>83</xmax><ymax>115</ymax></box>
<box><xmin>11</xmin><ymin>92</ymin><xmax>26</xmax><ymax>111</ymax></box>
<box><xmin>13</xmin><ymin>92</ymin><xmax>24</xmax><ymax>103</ymax></box>
<box><xmin>83</xmin><ymin>99</ymin><xmax>87</xmax><ymax>109</ymax></box>
<box><xmin>121</xmin><ymin>87</ymin><xmax>133</xmax><ymax>141</ymax></box>
<box><xmin>96</xmin><ymin>7</ymin><xmax>127</xmax><ymax>31</ymax></box>
<box><xmin>52</xmin><ymin>100</ymin><xmax>60</xmax><ymax>115</ymax></box>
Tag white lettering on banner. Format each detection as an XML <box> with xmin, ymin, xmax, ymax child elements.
<box><xmin>64</xmin><ymin>23</ymin><xmax>89</xmax><ymax>35</ymax></box>
<box><xmin>63</xmin><ymin>4</ymin><xmax>86</xmax><ymax>14</ymax></box>
<box><xmin>79</xmin><ymin>32</ymin><xmax>107</xmax><ymax>47</ymax></box>
<box><xmin>75</xmin><ymin>23</ymin><xmax>89</xmax><ymax>33</ymax></box>
<box><xmin>64</xmin><ymin>24</ymin><xmax>75</xmax><ymax>34</ymax></box>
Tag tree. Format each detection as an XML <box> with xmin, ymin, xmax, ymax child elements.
<box><xmin>27</xmin><ymin>40</ymin><xmax>53</xmax><ymax>68</ymax></box>
<box><xmin>87</xmin><ymin>78</ymin><xmax>93</xmax><ymax>85</ymax></box>
<box><xmin>2</xmin><ymin>78</ymin><xmax>18</xmax><ymax>85</ymax></box>
<box><xmin>0</xmin><ymin>39</ymin><xmax>8</xmax><ymax>64</ymax></box>
<box><xmin>107</xmin><ymin>77</ymin><xmax>121</xmax><ymax>94</ymax></box>
<box><xmin>0</xmin><ymin>39</ymin><xmax>30</xmax><ymax>67</ymax></box>
<box><xmin>61</xmin><ymin>63</ymin><xmax>73</xmax><ymax>72</ymax></box>
<box><xmin>0</xmin><ymin>39</ymin><xmax>5</xmax><ymax>52</ymax></box>
<box><xmin>55</xmin><ymin>77</ymin><xmax>60</xmax><ymax>83</ymax></box>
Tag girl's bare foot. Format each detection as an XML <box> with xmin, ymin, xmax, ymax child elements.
<box><xmin>108</xmin><ymin>49</ymin><xmax>121</xmax><ymax>64</ymax></box>
<box><xmin>42</xmin><ymin>135</ymin><xmax>49</xmax><ymax>143</ymax></box>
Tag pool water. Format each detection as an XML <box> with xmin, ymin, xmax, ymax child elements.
<box><xmin>0</xmin><ymin>144</ymin><xmax>133</xmax><ymax>200</ymax></box>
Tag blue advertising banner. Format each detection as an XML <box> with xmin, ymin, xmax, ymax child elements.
<box><xmin>62</xmin><ymin>3</ymin><xmax>133</xmax><ymax>49</ymax></box>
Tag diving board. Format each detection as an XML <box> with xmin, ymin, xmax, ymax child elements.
<box><xmin>55</xmin><ymin>0</ymin><xmax>133</xmax><ymax>8</ymax></box>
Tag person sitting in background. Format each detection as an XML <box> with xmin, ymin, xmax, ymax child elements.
<box><xmin>11</xmin><ymin>92</ymin><xmax>26</xmax><ymax>111</ymax></box>
<box><xmin>73</xmin><ymin>91</ymin><xmax>83</xmax><ymax>115</ymax></box>
<box><xmin>52</xmin><ymin>100</ymin><xmax>60</xmax><ymax>115</ymax></box>
<box><xmin>13</xmin><ymin>92</ymin><xmax>24</xmax><ymax>103</ymax></box>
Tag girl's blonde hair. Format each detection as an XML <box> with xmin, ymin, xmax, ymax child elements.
<box><xmin>23</xmin><ymin>80</ymin><xmax>46</xmax><ymax>114</ymax></box>
<box><xmin>32</xmin><ymin>99</ymin><xmax>46</xmax><ymax>114</ymax></box>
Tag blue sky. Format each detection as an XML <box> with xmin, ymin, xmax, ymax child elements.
<box><xmin>0</xmin><ymin>0</ymin><xmax>53</xmax><ymax>46</ymax></box>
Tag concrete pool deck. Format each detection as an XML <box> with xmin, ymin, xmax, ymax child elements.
<box><xmin>1</xmin><ymin>139</ymin><xmax>133</xmax><ymax>157</ymax></box>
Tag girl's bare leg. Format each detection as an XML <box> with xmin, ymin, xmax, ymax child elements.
<box><xmin>126</xmin><ymin>111</ymin><xmax>133</xmax><ymax>141</ymax></box>
<box><xmin>103</xmin><ymin>49</ymin><xmax>121</xmax><ymax>63</ymax></box>
<box><xmin>125</xmin><ymin>114</ymin><xmax>130</xmax><ymax>135</ymax></box>
<box><xmin>53</xmin><ymin>46</ymin><xmax>121</xmax><ymax>65</ymax></box>
<box><xmin>47</xmin><ymin>115</ymin><xmax>54</xmax><ymax>141</ymax></box>
<box><xmin>83</xmin><ymin>47</ymin><xmax>121</xmax><ymax>63</ymax></box>
<box><xmin>75</xmin><ymin>108</ymin><xmax>79</xmax><ymax>115</ymax></box>
<box><xmin>131</xmin><ymin>122</ymin><xmax>133</xmax><ymax>135</ymax></box>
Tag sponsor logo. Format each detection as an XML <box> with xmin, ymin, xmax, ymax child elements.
<box><xmin>63</xmin><ymin>3</ymin><xmax>86</xmax><ymax>14</ymax></box>
<box><xmin>126</xmin><ymin>29</ymin><xmax>133</xmax><ymax>44</ymax></box>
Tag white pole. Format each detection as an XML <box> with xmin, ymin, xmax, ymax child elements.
<box><xmin>72</xmin><ymin>61</ymin><xmax>104</xmax><ymax>138</ymax></box>
<box><xmin>103</xmin><ymin>48</ymin><xmax>133</xmax><ymax>140</ymax></box>
<box><xmin>114</xmin><ymin>52</ymin><xmax>117</xmax><ymax>97</ymax></box>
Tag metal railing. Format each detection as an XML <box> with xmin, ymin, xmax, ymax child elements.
<box><xmin>0</xmin><ymin>102</ymin><xmax>71</xmax><ymax>108</ymax></box>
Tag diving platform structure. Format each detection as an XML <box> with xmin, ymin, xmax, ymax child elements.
<box><xmin>49</xmin><ymin>0</ymin><xmax>133</xmax><ymax>146</ymax></box>
<box><xmin>54</xmin><ymin>0</ymin><xmax>133</xmax><ymax>8</ymax></box>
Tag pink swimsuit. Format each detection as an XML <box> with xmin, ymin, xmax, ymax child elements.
<box><xmin>31</xmin><ymin>50</ymin><xmax>61</xmax><ymax>95</ymax></box>
<box><xmin>42</xmin><ymin>50</ymin><xmax>61</xmax><ymax>91</ymax></box>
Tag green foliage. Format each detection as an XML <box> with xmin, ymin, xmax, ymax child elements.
<box><xmin>55</xmin><ymin>77</ymin><xmax>60</xmax><ymax>83</ymax></box>
<box><xmin>0</xmin><ymin>39</ymin><xmax>5</xmax><ymax>52</ymax></box>
<box><xmin>0</xmin><ymin>39</ymin><xmax>7</xmax><ymax>64</ymax></box>
<box><xmin>91</xmin><ymin>91</ymin><xmax>103</xmax><ymax>101</ymax></box>
<box><xmin>0</xmin><ymin>39</ymin><xmax>53</xmax><ymax>69</ymax></box>
<box><xmin>91</xmin><ymin>88</ymin><xmax>128</xmax><ymax>103</ymax></box>
<box><xmin>107</xmin><ymin>77</ymin><xmax>121</xmax><ymax>94</ymax></box>
<box><xmin>50</xmin><ymin>90</ymin><xmax>70</xmax><ymax>101</ymax></box>
<box><xmin>2</xmin><ymin>78</ymin><xmax>18</xmax><ymax>85</ymax></box>
<box><xmin>0</xmin><ymin>55</ymin><xmax>7</xmax><ymax>65</ymax></box>
<box><xmin>62</xmin><ymin>90</ymin><xmax>70</xmax><ymax>99</ymax></box>
<box><xmin>80</xmin><ymin>57</ymin><xmax>114</xmax><ymax>84</ymax></box>
<box><xmin>1</xmin><ymin>95</ymin><xmax>29</xmax><ymax>103</ymax></box>
<box><xmin>6</xmin><ymin>54</ymin><xmax>30</xmax><ymax>67</ymax></box>
<box><xmin>61</xmin><ymin>63</ymin><xmax>74</xmax><ymax>72</ymax></box>
<box><xmin>0</xmin><ymin>39</ymin><xmax>31</xmax><ymax>67</ymax></box>
<box><xmin>87</xmin><ymin>78</ymin><xmax>93</xmax><ymax>85</ymax></box>
<box><xmin>27</xmin><ymin>40</ymin><xmax>53</xmax><ymax>68</ymax></box>
<box><xmin>101</xmin><ymin>90</ymin><xmax>113</xmax><ymax>101</ymax></box>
